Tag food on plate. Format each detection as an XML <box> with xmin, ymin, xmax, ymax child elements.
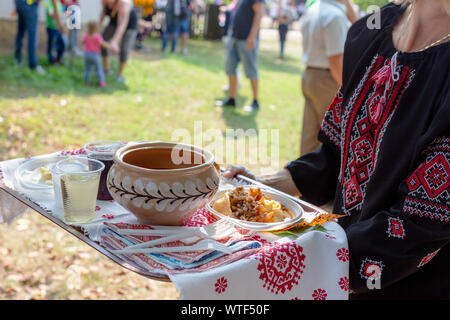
<box><xmin>21</xmin><ymin>166</ymin><xmax>53</xmax><ymax>186</ymax></box>
<box><xmin>212</xmin><ymin>187</ymin><xmax>293</xmax><ymax>223</ymax></box>
<box><xmin>40</xmin><ymin>167</ymin><xmax>53</xmax><ymax>185</ymax></box>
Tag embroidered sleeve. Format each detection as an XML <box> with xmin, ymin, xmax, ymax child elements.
<box><xmin>319</xmin><ymin>88</ymin><xmax>344</xmax><ymax>149</ymax></box>
<box><xmin>345</xmin><ymin>136</ymin><xmax>450</xmax><ymax>294</ymax></box>
<box><xmin>403</xmin><ymin>136</ymin><xmax>450</xmax><ymax>223</ymax></box>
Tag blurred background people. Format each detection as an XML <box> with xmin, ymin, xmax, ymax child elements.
<box><xmin>275</xmin><ymin>0</ymin><xmax>297</xmax><ymax>60</ymax></box>
<box><xmin>46</xmin><ymin>0</ymin><xmax>66</xmax><ymax>65</ymax></box>
<box><xmin>221</xmin><ymin>0</ymin><xmax>238</xmax><ymax>37</ymax></box>
<box><xmin>179</xmin><ymin>0</ymin><xmax>194</xmax><ymax>54</ymax></box>
<box><xmin>299</xmin><ymin>0</ymin><xmax>357</xmax><ymax>155</ymax></box>
<box><xmin>134</xmin><ymin>0</ymin><xmax>155</xmax><ymax>51</ymax></box>
<box><xmin>83</xmin><ymin>21</ymin><xmax>111</xmax><ymax>87</ymax></box>
<box><xmin>13</xmin><ymin>0</ymin><xmax>44</xmax><ymax>73</ymax></box>
<box><xmin>216</xmin><ymin>0</ymin><xmax>265</xmax><ymax>112</ymax></box>
<box><xmin>163</xmin><ymin>0</ymin><xmax>193</xmax><ymax>54</ymax></box>
<box><xmin>99</xmin><ymin>0</ymin><xmax>138</xmax><ymax>83</ymax></box>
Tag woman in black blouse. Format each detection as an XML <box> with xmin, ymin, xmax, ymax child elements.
<box><xmin>224</xmin><ymin>0</ymin><xmax>450</xmax><ymax>299</ymax></box>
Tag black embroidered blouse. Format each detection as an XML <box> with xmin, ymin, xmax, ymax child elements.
<box><xmin>286</xmin><ymin>4</ymin><xmax>449</xmax><ymax>299</ymax></box>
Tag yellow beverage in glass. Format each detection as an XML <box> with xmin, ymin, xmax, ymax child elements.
<box><xmin>61</xmin><ymin>174</ymin><xmax>101</xmax><ymax>223</ymax></box>
<box><xmin>56</xmin><ymin>157</ymin><xmax>104</xmax><ymax>224</ymax></box>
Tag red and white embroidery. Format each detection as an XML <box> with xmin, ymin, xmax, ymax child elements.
<box><xmin>403</xmin><ymin>137</ymin><xmax>450</xmax><ymax>223</ymax></box>
<box><xmin>386</xmin><ymin>216</ymin><xmax>406</xmax><ymax>239</ymax></box>
<box><xmin>338</xmin><ymin>276</ymin><xmax>349</xmax><ymax>291</ymax></box>
<box><xmin>328</xmin><ymin>55</ymin><xmax>415</xmax><ymax>216</ymax></box>
<box><xmin>336</xmin><ymin>248</ymin><xmax>349</xmax><ymax>262</ymax></box>
<box><xmin>184</xmin><ymin>208</ymin><xmax>218</xmax><ymax>227</ymax></box>
<box><xmin>312</xmin><ymin>289</ymin><xmax>327</xmax><ymax>300</ymax></box>
<box><xmin>418</xmin><ymin>249</ymin><xmax>440</xmax><ymax>268</ymax></box>
<box><xmin>321</xmin><ymin>89</ymin><xmax>343</xmax><ymax>148</ymax></box>
<box><xmin>214</xmin><ymin>277</ymin><xmax>228</xmax><ymax>294</ymax></box>
<box><xmin>60</xmin><ymin>148</ymin><xmax>87</xmax><ymax>156</ymax></box>
<box><xmin>254</xmin><ymin>242</ymin><xmax>306</xmax><ymax>295</ymax></box>
<box><xmin>359</xmin><ymin>258</ymin><xmax>384</xmax><ymax>280</ymax></box>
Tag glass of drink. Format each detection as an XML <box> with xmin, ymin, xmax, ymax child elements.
<box><xmin>83</xmin><ymin>141</ymin><xmax>125</xmax><ymax>200</ymax></box>
<box><xmin>56</xmin><ymin>157</ymin><xmax>105</xmax><ymax>224</ymax></box>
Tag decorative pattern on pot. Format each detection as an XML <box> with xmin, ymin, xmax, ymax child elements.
<box><xmin>107</xmin><ymin>166</ymin><xmax>220</xmax><ymax>213</ymax></box>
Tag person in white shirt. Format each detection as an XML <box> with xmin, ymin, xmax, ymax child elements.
<box><xmin>299</xmin><ymin>0</ymin><xmax>357</xmax><ymax>155</ymax></box>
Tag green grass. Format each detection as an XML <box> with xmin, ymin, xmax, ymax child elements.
<box><xmin>0</xmin><ymin>31</ymin><xmax>304</xmax><ymax>174</ymax></box>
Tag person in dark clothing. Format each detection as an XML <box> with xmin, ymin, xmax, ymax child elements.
<box><xmin>99</xmin><ymin>0</ymin><xmax>138</xmax><ymax>83</ymax></box>
<box><xmin>222</xmin><ymin>0</ymin><xmax>238</xmax><ymax>37</ymax></box>
<box><xmin>223</xmin><ymin>1</ymin><xmax>450</xmax><ymax>299</ymax></box>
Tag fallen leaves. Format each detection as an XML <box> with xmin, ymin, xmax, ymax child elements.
<box><xmin>0</xmin><ymin>213</ymin><xmax>179</xmax><ymax>300</ymax></box>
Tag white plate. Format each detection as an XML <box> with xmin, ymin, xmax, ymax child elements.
<box><xmin>206</xmin><ymin>185</ymin><xmax>304</xmax><ymax>232</ymax></box>
<box><xmin>15</xmin><ymin>155</ymin><xmax>68</xmax><ymax>192</ymax></box>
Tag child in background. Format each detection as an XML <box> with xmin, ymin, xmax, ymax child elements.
<box><xmin>46</xmin><ymin>0</ymin><xmax>66</xmax><ymax>64</ymax></box>
<box><xmin>83</xmin><ymin>22</ymin><xmax>110</xmax><ymax>87</ymax></box>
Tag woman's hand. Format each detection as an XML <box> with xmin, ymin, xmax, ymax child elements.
<box><xmin>222</xmin><ymin>165</ymin><xmax>257</xmax><ymax>180</ymax></box>
<box><xmin>222</xmin><ymin>166</ymin><xmax>301</xmax><ymax>197</ymax></box>
<box><xmin>109</xmin><ymin>39</ymin><xmax>120</xmax><ymax>54</ymax></box>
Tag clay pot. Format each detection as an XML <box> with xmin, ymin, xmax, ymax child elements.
<box><xmin>107</xmin><ymin>142</ymin><xmax>221</xmax><ymax>225</ymax></box>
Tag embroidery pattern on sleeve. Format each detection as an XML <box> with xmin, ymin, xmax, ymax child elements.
<box><xmin>386</xmin><ymin>216</ymin><xmax>406</xmax><ymax>239</ymax></box>
<box><xmin>418</xmin><ymin>249</ymin><xmax>440</xmax><ymax>268</ymax></box>
<box><xmin>338</xmin><ymin>55</ymin><xmax>415</xmax><ymax>216</ymax></box>
<box><xmin>403</xmin><ymin>137</ymin><xmax>450</xmax><ymax>223</ymax></box>
<box><xmin>359</xmin><ymin>257</ymin><xmax>385</xmax><ymax>280</ymax></box>
<box><xmin>321</xmin><ymin>88</ymin><xmax>343</xmax><ymax>148</ymax></box>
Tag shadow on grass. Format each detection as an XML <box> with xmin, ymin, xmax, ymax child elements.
<box><xmin>220</xmin><ymin>106</ymin><xmax>259</xmax><ymax>133</ymax></box>
<box><xmin>0</xmin><ymin>55</ymin><xmax>129</xmax><ymax>99</ymax></box>
<box><xmin>147</xmin><ymin>37</ymin><xmax>303</xmax><ymax>76</ymax></box>
<box><xmin>214</xmin><ymin>89</ymin><xmax>259</xmax><ymax>132</ymax></box>
<box><xmin>0</xmin><ymin>36</ymin><xmax>302</xmax><ymax>100</ymax></box>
